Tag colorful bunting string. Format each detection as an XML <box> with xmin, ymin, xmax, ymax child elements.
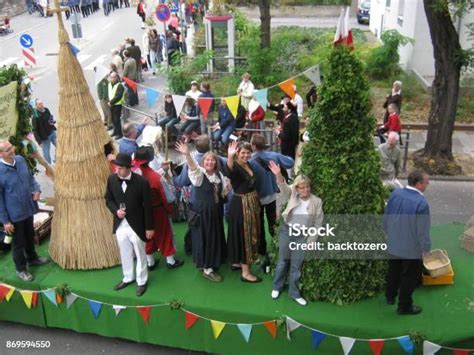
<box><xmin>43</xmin><ymin>290</ymin><xmax>58</xmax><ymax>307</ymax></box>
<box><xmin>88</xmin><ymin>300</ymin><xmax>103</xmax><ymax>320</ymax></box>
<box><xmin>137</xmin><ymin>306</ymin><xmax>152</xmax><ymax>325</ymax></box>
<box><xmin>197</xmin><ymin>97</ymin><xmax>213</xmax><ymax>120</ymax></box>
<box><xmin>397</xmin><ymin>336</ymin><xmax>413</xmax><ymax>354</ymax></box>
<box><xmin>185</xmin><ymin>311</ymin><xmax>200</xmax><ymax>330</ymax></box>
<box><xmin>369</xmin><ymin>339</ymin><xmax>385</xmax><ymax>355</ymax></box>
<box><xmin>237</xmin><ymin>324</ymin><xmax>252</xmax><ymax>343</ymax></box>
<box><xmin>210</xmin><ymin>320</ymin><xmax>226</xmax><ymax>339</ymax></box>
<box><xmin>311</xmin><ymin>330</ymin><xmax>327</xmax><ymax>350</ymax></box>
<box><xmin>113</xmin><ymin>305</ymin><xmax>126</xmax><ymax>316</ymax></box>
<box><xmin>278</xmin><ymin>79</ymin><xmax>296</xmax><ymax>99</ymax></box>
<box><xmin>145</xmin><ymin>87</ymin><xmax>160</xmax><ymax>108</ymax></box>
<box><xmin>263</xmin><ymin>320</ymin><xmax>277</xmax><ymax>339</ymax></box>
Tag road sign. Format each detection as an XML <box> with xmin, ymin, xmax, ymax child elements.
<box><xmin>22</xmin><ymin>47</ymin><xmax>36</xmax><ymax>67</ymax></box>
<box><xmin>170</xmin><ymin>4</ymin><xmax>178</xmax><ymax>13</ymax></box>
<box><xmin>155</xmin><ymin>4</ymin><xmax>171</xmax><ymax>23</ymax></box>
<box><xmin>20</xmin><ymin>33</ymin><xmax>34</xmax><ymax>49</ymax></box>
<box><xmin>70</xmin><ymin>11</ymin><xmax>81</xmax><ymax>24</ymax></box>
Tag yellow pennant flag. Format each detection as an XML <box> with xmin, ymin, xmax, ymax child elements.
<box><xmin>210</xmin><ymin>320</ymin><xmax>226</xmax><ymax>339</ymax></box>
<box><xmin>5</xmin><ymin>287</ymin><xmax>15</xmax><ymax>301</ymax></box>
<box><xmin>278</xmin><ymin>79</ymin><xmax>296</xmax><ymax>99</ymax></box>
<box><xmin>20</xmin><ymin>291</ymin><xmax>33</xmax><ymax>309</ymax></box>
<box><xmin>224</xmin><ymin>96</ymin><xmax>240</xmax><ymax>119</ymax></box>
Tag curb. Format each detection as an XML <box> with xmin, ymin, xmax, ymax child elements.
<box><xmin>398</xmin><ymin>175</ymin><xmax>474</xmax><ymax>182</ymax></box>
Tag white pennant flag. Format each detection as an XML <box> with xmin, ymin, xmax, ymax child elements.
<box><xmin>172</xmin><ymin>95</ymin><xmax>187</xmax><ymax>116</ymax></box>
<box><xmin>66</xmin><ymin>293</ymin><xmax>78</xmax><ymax>309</ymax></box>
<box><xmin>340</xmin><ymin>337</ymin><xmax>356</xmax><ymax>355</ymax></box>
<box><xmin>94</xmin><ymin>64</ymin><xmax>109</xmax><ymax>86</ymax></box>
<box><xmin>112</xmin><ymin>305</ymin><xmax>126</xmax><ymax>316</ymax></box>
<box><xmin>303</xmin><ymin>65</ymin><xmax>321</xmax><ymax>86</ymax></box>
<box><xmin>286</xmin><ymin>317</ymin><xmax>302</xmax><ymax>340</ymax></box>
<box><xmin>423</xmin><ymin>341</ymin><xmax>442</xmax><ymax>355</ymax></box>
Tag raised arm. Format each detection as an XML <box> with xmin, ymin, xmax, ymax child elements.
<box><xmin>226</xmin><ymin>140</ymin><xmax>239</xmax><ymax>171</ymax></box>
<box><xmin>175</xmin><ymin>141</ymin><xmax>198</xmax><ymax>171</ymax></box>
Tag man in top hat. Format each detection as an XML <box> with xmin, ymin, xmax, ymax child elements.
<box><xmin>105</xmin><ymin>152</ymin><xmax>154</xmax><ymax>296</ymax></box>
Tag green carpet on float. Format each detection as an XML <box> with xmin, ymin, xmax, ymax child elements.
<box><xmin>0</xmin><ymin>223</ymin><xmax>473</xmax><ymax>355</ymax></box>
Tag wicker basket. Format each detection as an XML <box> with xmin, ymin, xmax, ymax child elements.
<box><xmin>423</xmin><ymin>249</ymin><xmax>451</xmax><ymax>277</ymax></box>
<box><xmin>460</xmin><ymin>228</ymin><xmax>474</xmax><ymax>253</ymax></box>
<box><xmin>34</xmin><ymin>209</ymin><xmax>53</xmax><ymax>245</ymax></box>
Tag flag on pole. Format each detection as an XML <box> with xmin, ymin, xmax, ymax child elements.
<box><xmin>334</xmin><ymin>7</ymin><xmax>354</xmax><ymax>50</ymax></box>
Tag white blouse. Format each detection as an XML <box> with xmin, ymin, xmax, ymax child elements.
<box><xmin>188</xmin><ymin>166</ymin><xmax>223</xmax><ymax>187</ymax></box>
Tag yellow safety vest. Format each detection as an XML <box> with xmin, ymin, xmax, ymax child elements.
<box><xmin>108</xmin><ymin>82</ymin><xmax>125</xmax><ymax>106</ymax></box>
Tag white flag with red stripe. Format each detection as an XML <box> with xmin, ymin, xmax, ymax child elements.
<box><xmin>334</xmin><ymin>7</ymin><xmax>354</xmax><ymax>50</ymax></box>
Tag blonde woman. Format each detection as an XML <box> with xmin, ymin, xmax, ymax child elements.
<box><xmin>237</xmin><ymin>72</ymin><xmax>255</xmax><ymax>111</ymax></box>
<box><xmin>268</xmin><ymin>161</ymin><xmax>324</xmax><ymax>306</ymax></box>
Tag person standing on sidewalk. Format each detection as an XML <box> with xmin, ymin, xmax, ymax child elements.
<box><xmin>32</xmin><ymin>99</ymin><xmax>57</xmax><ymax>164</ymax></box>
<box><xmin>97</xmin><ymin>72</ymin><xmax>113</xmax><ymax>131</ymax></box>
<box><xmin>107</xmin><ymin>72</ymin><xmax>126</xmax><ymax>139</ymax></box>
<box><xmin>0</xmin><ymin>141</ymin><xmax>49</xmax><ymax>282</ymax></box>
<box><xmin>137</xmin><ymin>0</ymin><xmax>146</xmax><ymax>29</ymax></box>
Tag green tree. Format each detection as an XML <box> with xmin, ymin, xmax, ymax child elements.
<box><xmin>300</xmin><ymin>47</ymin><xmax>387</xmax><ymax>304</ymax></box>
<box><xmin>416</xmin><ymin>0</ymin><xmax>473</xmax><ymax>173</ymax></box>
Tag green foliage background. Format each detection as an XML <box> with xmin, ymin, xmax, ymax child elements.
<box><xmin>0</xmin><ymin>65</ymin><xmax>36</xmax><ymax>171</ymax></box>
<box><xmin>300</xmin><ymin>47</ymin><xmax>388</xmax><ymax>304</ymax></box>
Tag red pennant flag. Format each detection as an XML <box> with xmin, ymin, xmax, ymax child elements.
<box><xmin>369</xmin><ymin>339</ymin><xmax>385</xmax><ymax>355</ymax></box>
<box><xmin>263</xmin><ymin>321</ymin><xmax>277</xmax><ymax>339</ymax></box>
<box><xmin>137</xmin><ymin>306</ymin><xmax>152</xmax><ymax>325</ymax></box>
<box><xmin>453</xmin><ymin>350</ymin><xmax>471</xmax><ymax>355</ymax></box>
<box><xmin>31</xmin><ymin>292</ymin><xmax>38</xmax><ymax>308</ymax></box>
<box><xmin>198</xmin><ymin>98</ymin><xmax>213</xmax><ymax>120</ymax></box>
<box><xmin>185</xmin><ymin>311</ymin><xmax>200</xmax><ymax>330</ymax></box>
<box><xmin>0</xmin><ymin>285</ymin><xmax>10</xmax><ymax>301</ymax></box>
<box><xmin>123</xmin><ymin>76</ymin><xmax>138</xmax><ymax>93</ymax></box>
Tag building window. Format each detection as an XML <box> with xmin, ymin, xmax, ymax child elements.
<box><xmin>397</xmin><ymin>0</ymin><xmax>405</xmax><ymax>26</ymax></box>
<box><xmin>386</xmin><ymin>0</ymin><xmax>391</xmax><ymax>8</ymax></box>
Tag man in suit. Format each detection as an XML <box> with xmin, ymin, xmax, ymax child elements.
<box><xmin>384</xmin><ymin>169</ymin><xmax>431</xmax><ymax>315</ymax></box>
<box><xmin>105</xmin><ymin>153</ymin><xmax>154</xmax><ymax>296</ymax></box>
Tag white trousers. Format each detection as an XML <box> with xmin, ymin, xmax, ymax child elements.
<box><xmin>116</xmin><ymin>220</ymin><xmax>148</xmax><ymax>286</ymax></box>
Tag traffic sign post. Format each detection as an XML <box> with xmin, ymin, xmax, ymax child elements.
<box><xmin>70</xmin><ymin>12</ymin><xmax>82</xmax><ymax>40</ymax></box>
<box><xmin>155</xmin><ymin>4</ymin><xmax>171</xmax><ymax>66</ymax></box>
<box><xmin>20</xmin><ymin>33</ymin><xmax>36</xmax><ymax>67</ymax></box>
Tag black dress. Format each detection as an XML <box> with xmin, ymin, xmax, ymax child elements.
<box><xmin>190</xmin><ymin>172</ymin><xmax>226</xmax><ymax>269</ymax></box>
<box><xmin>225</xmin><ymin>162</ymin><xmax>261</xmax><ymax>265</ymax></box>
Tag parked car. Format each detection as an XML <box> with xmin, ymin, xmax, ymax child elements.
<box><xmin>357</xmin><ymin>1</ymin><xmax>371</xmax><ymax>24</ymax></box>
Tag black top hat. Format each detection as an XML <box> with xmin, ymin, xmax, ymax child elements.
<box><xmin>113</xmin><ymin>153</ymin><xmax>132</xmax><ymax>168</ymax></box>
<box><xmin>134</xmin><ymin>146</ymin><xmax>155</xmax><ymax>165</ymax></box>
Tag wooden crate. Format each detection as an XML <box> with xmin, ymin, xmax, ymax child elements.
<box><xmin>422</xmin><ymin>264</ymin><xmax>454</xmax><ymax>286</ymax></box>
<box><xmin>34</xmin><ymin>210</ymin><xmax>53</xmax><ymax>245</ymax></box>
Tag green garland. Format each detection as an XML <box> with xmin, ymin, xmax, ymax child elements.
<box><xmin>0</xmin><ymin>65</ymin><xmax>37</xmax><ymax>172</ymax></box>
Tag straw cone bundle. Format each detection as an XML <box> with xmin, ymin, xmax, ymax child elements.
<box><xmin>465</xmin><ymin>215</ymin><xmax>474</xmax><ymax>231</ymax></box>
<box><xmin>48</xmin><ymin>1</ymin><xmax>120</xmax><ymax>269</ymax></box>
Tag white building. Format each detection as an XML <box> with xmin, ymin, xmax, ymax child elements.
<box><xmin>369</xmin><ymin>0</ymin><xmax>474</xmax><ymax>89</ymax></box>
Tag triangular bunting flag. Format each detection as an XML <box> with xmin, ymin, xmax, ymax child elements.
<box><xmin>145</xmin><ymin>87</ymin><xmax>160</xmax><ymax>108</ymax></box>
<box><xmin>210</xmin><ymin>320</ymin><xmax>226</xmax><ymax>339</ymax></box>
<box><xmin>0</xmin><ymin>285</ymin><xmax>10</xmax><ymax>301</ymax></box>
<box><xmin>237</xmin><ymin>324</ymin><xmax>252</xmax><ymax>343</ymax></box>
<box><xmin>453</xmin><ymin>350</ymin><xmax>471</xmax><ymax>355</ymax></box>
<box><xmin>198</xmin><ymin>97</ymin><xmax>213</xmax><ymax>120</ymax></box>
<box><xmin>397</xmin><ymin>336</ymin><xmax>413</xmax><ymax>354</ymax></box>
<box><xmin>311</xmin><ymin>330</ymin><xmax>327</xmax><ymax>350</ymax></box>
<box><xmin>123</xmin><ymin>76</ymin><xmax>137</xmax><ymax>93</ymax></box>
<box><xmin>303</xmin><ymin>65</ymin><xmax>321</xmax><ymax>86</ymax></box>
<box><xmin>185</xmin><ymin>311</ymin><xmax>200</xmax><ymax>330</ymax></box>
<box><xmin>66</xmin><ymin>293</ymin><xmax>78</xmax><ymax>309</ymax></box>
<box><xmin>94</xmin><ymin>64</ymin><xmax>109</xmax><ymax>86</ymax></box>
<box><xmin>369</xmin><ymin>339</ymin><xmax>385</xmax><ymax>355</ymax></box>
<box><xmin>340</xmin><ymin>337</ymin><xmax>356</xmax><ymax>355</ymax></box>
<box><xmin>286</xmin><ymin>317</ymin><xmax>301</xmax><ymax>340</ymax></box>
<box><xmin>5</xmin><ymin>287</ymin><xmax>15</xmax><ymax>301</ymax></box>
<box><xmin>423</xmin><ymin>341</ymin><xmax>441</xmax><ymax>355</ymax></box>
<box><xmin>172</xmin><ymin>95</ymin><xmax>187</xmax><ymax>116</ymax></box>
<box><xmin>254</xmin><ymin>89</ymin><xmax>268</xmax><ymax>111</ymax></box>
<box><xmin>20</xmin><ymin>291</ymin><xmax>33</xmax><ymax>309</ymax></box>
<box><xmin>263</xmin><ymin>320</ymin><xmax>277</xmax><ymax>339</ymax></box>
<box><xmin>67</xmin><ymin>42</ymin><xmax>80</xmax><ymax>57</ymax></box>
<box><xmin>88</xmin><ymin>300</ymin><xmax>103</xmax><ymax>320</ymax></box>
<box><xmin>31</xmin><ymin>292</ymin><xmax>38</xmax><ymax>308</ymax></box>
<box><xmin>43</xmin><ymin>290</ymin><xmax>58</xmax><ymax>307</ymax></box>
<box><xmin>113</xmin><ymin>305</ymin><xmax>126</xmax><ymax>316</ymax></box>
<box><xmin>278</xmin><ymin>79</ymin><xmax>296</xmax><ymax>99</ymax></box>
<box><xmin>225</xmin><ymin>95</ymin><xmax>240</xmax><ymax>119</ymax></box>
<box><xmin>137</xmin><ymin>306</ymin><xmax>152</xmax><ymax>325</ymax></box>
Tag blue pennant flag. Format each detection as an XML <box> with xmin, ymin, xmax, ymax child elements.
<box><xmin>43</xmin><ymin>290</ymin><xmax>58</xmax><ymax>307</ymax></box>
<box><xmin>68</xmin><ymin>42</ymin><xmax>80</xmax><ymax>57</ymax></box>
<box><xmin>88</xmin><ymin>300</ymin><xmax>103</xmax><ymax>320</ymax></box>
<box><xmin>237</xmin><ymin>324</ymin><xmax>252</xmax><ymax>343</ymax></box>
<box><xmin>311</xmin><ymin>330</ymin><xmax>327</xmax><ymax>350</ymax></box>
<box><xmin>397</xmin><ymin>336</ymin><xmax>413</xmax><ymax>354</ymax></box>
<box><xmin>254</xmin><ymin>89</ymin><xmax>268</xmax><ymax>111</ymax></box>
<box><xmin>145</xmin><ymin>87</ymin><xmax>160</xmax><ymax>108</ymax></box>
